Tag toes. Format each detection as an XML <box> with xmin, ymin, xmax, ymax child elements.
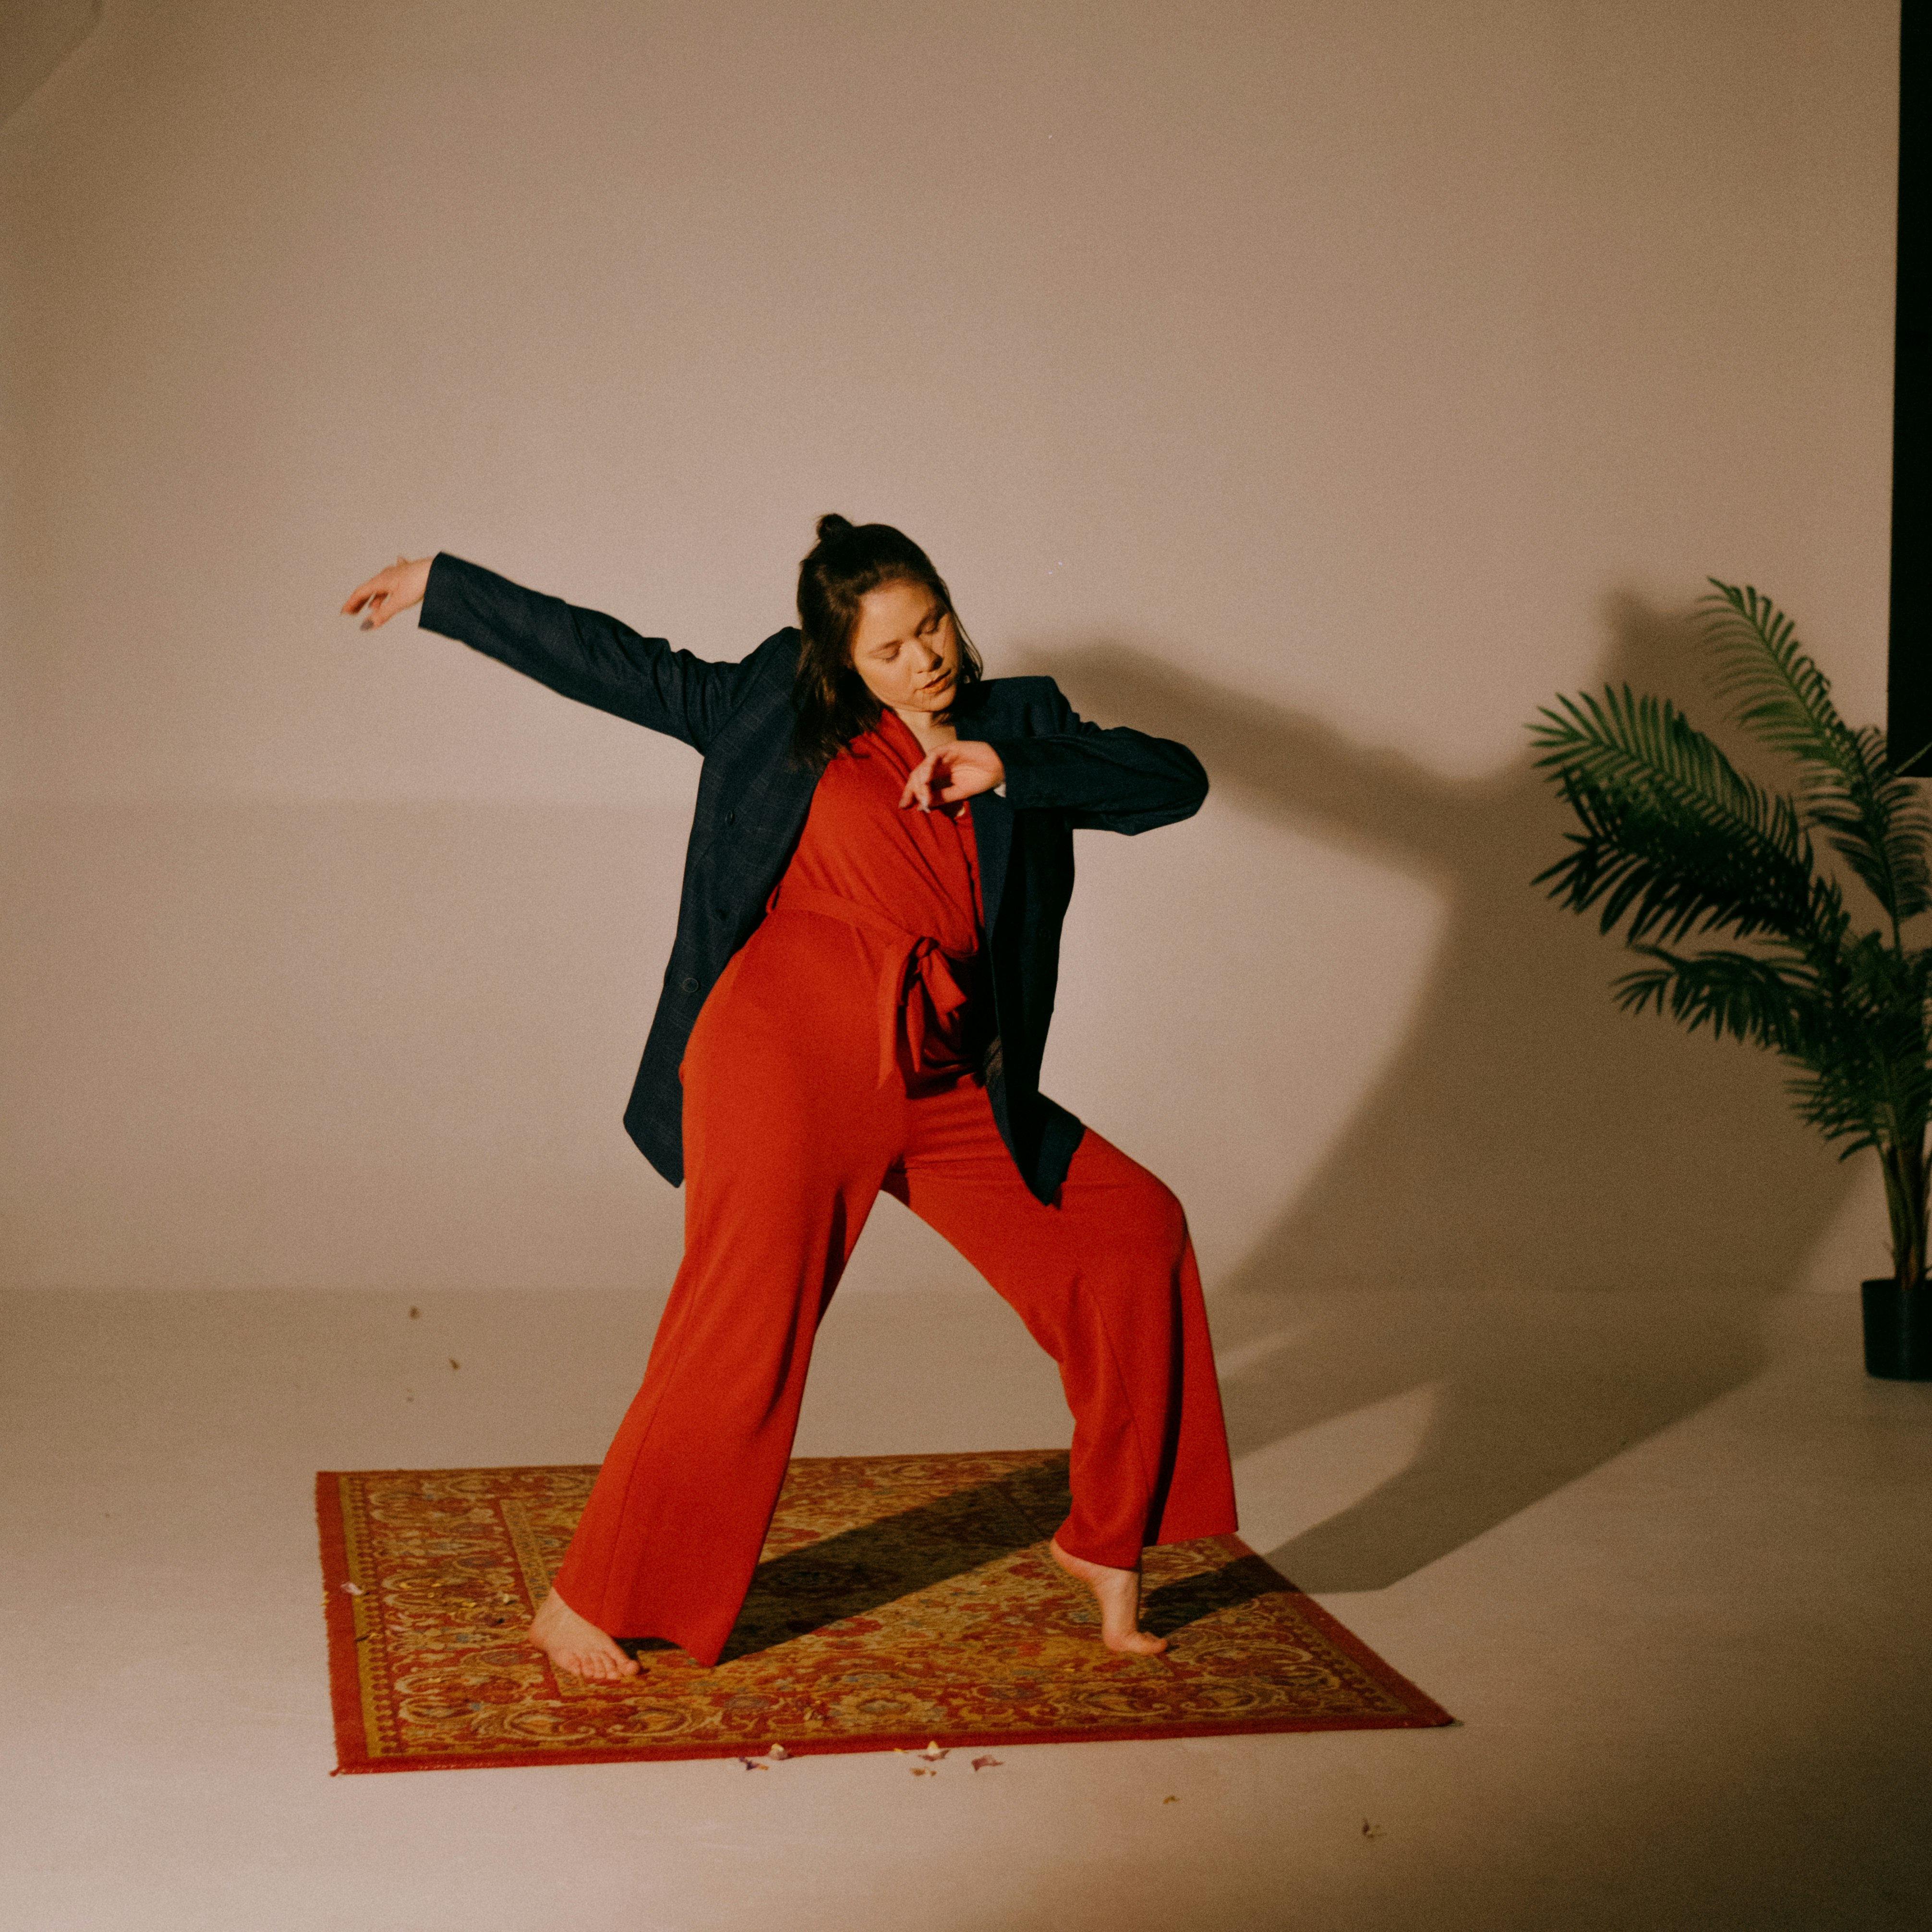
<box><xmin>527</xmin><ymin>1630</ymin><xmax>638</xmax><ymax>1680</ymax></box>
<box><xmin>555</xmin><ymin>1644</ymin><xmax>636</xmax><ymax>1682</ymax></box>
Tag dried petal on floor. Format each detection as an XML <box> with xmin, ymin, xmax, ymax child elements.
<box><xmin>971</xmin><ymin>1755</ymin><xmax>1002</xmax><ymax>1771</ymax></box>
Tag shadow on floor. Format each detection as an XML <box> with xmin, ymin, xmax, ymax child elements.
<box><xmin>640</xmin><ymin>1455</ymin><xmax>1075</xmax><ymax>1664</ymax></box>
<box><xmin>1140</xmin><ymin>1553</ymin><xmax>1283</xmax><ymax>1640</ymax></box>
<box><xmin>1026</xmin><ymin>592</ymin><xmax>1865</xmax><ymax>1591</ymax></box>
<box><xmin>673</xmin><ymin>1454</ymin><xmax>1288</xmax><ymax>1661</ymax></box>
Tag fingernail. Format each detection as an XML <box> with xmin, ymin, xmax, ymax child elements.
<box><xmin>360</xmin><ymin>618</ymin><xmax>372</xmax><ymax>630</ymax></box>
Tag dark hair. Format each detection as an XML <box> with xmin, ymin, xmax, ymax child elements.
<box><xmin>791</xmin><ymin>513</ymin><xmax>983</xmax><ymax>769</ymax></box>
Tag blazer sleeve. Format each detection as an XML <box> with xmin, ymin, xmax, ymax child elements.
<box><xmin>985</xmin><ymin>680</ymin><xmax>1209</xmax><ymax>834</ymax></box>
<box><xmin>417</xmin><ymin>552</ymin><xmax>761</xmax><ymax>753</ymax></box>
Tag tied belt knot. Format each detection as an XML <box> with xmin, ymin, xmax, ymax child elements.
<box><xmin>769</xmin><ymin>885</ymin><xmax>978</xmax><ymax>1087</ymax></box>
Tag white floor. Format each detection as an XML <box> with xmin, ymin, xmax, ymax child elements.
<box><xmin>1</xmin><ymin>1283</ymin><xmax>1927</xmax><ymax>1932</ymax></box>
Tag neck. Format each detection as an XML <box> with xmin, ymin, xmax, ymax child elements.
<box><xmin>889</xmin><ymin>705</ymin><xmax>957</xmax><ymax>754</ymax></box>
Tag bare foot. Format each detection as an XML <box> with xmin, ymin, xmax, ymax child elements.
<box><xmin>526</xmin><ymin>1587</ymin><xmax>640</xmax><ymax>1682</ymax></box>
<box><xmin>1049</xmin><ymin>1538</ymin><xmax>1169</xmax><ymax>1655</ymax></box>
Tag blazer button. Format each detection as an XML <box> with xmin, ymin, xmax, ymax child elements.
<box><xmin>679</xmin><ymin>975</ymin><xmax>699</xmax><ymax>994</ymax></box>
<box><xmin>724</xmin><ymin>810</ymin><xmax>736</xmax><ymax>826</ymax></box>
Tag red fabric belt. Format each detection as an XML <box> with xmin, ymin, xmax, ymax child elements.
<box><xmin>768</xmin><ymin>885</ymin><xmax>978</xmax><ymax>1087</ymax></box>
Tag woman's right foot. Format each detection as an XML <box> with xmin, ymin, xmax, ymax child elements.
<box><xmin>1049</xmin><ymin>1538</ymin><xmax>1169</xmax><ymax>1655</ymax></box>
<box><xmin>526</xmin><ymin>1587</ymin><xmax>640</xmax><ymax>1681</ymax></box>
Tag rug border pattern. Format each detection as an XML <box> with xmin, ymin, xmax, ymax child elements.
<box><xmin>314</xmin><ymin>1464</ymin><xmax>1453</xmax><ymax>1775</ymax></box>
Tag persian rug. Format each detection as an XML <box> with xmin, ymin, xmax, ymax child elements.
<box><xmin>317</xmin><ymin>1450</ymin><xmax>1451</xmax><ymax>1773</ymax></box>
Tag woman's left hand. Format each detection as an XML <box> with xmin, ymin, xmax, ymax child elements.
<box><xmin>899</xmin><ymin>740</ymin><xmax>1006</xmax><ymax>812</ymax></box>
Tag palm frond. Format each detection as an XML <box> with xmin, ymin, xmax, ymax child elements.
<box><xmin>1701</xmin><ymin>581</ymin><xmax>1932</xmax><ymax>928</ymax></box>
<box><xmin>1780</xmin><ymin>936</ymin><xmax>1932</xmax><ymax>1153</ymax></box>
<box><xmin>1529</xmin><ymin>686</ymin><xmax>1834</xmax><ymax>946</ymax></box>
<box><xmin>1611</xmin><ymin>945</ymin><xmax>1812</xmax><ymax>1051</ymax></box>
<box><xmin>1615</xmin><ymin>935</ymin><xmax>1932</xmax><ymax>1156</ymax></box>
<box><xmin>1698</xmin><ymin>581</ymin><xmax>1848</xmax><ymax>763</ymax></box>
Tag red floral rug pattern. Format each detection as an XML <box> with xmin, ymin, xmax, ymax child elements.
<box><xmin>318</xmin><ymin>1451</ymin><xmax>1451</xmax><ymax>1773</ymax></box>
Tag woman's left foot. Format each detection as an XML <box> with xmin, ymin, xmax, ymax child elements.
<box><xmin>526</xmin><ymin>1586</ymin><xmax>640</xmax><ymax>1681</ymax></box>
<box><xmin>1049</xmin><ymin>1537</ymin><xmax>1168</xmax><ymax>1654</ymax></box>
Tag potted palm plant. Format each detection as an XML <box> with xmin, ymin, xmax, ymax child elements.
<box><xmin>1530</xmin><ymin>581</ymin><xmax>1932</xmax><ymax>1378</ymax></box>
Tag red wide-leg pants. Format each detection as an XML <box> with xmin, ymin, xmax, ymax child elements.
<box><xmin>551</xmin><ymin>907</ymin><xmax>1237</xmax><ymax>1666</ymax></box>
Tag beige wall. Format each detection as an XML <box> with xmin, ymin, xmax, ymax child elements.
<box><xmin>0</xmin><ymin>0</ymin><xmax>1900</xmax><ymax>1301</ymax></box>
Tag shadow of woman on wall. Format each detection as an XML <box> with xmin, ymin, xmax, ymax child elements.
<box><xmin>1032</xmin><ymin>593</ymin><xmax>1863</xmax><ymax>1592</ymax></box>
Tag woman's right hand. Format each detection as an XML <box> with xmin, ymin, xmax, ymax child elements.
<box><xmin>342</xmin><ymin>555</ymin><xmax>433</xmax><ymax>629</ymax></box>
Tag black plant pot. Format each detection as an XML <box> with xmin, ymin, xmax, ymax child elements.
<box><xmin>1860</xmin><ymin>1280</ymin><xmax>1932</xmax><ymax>1381</ymax></box>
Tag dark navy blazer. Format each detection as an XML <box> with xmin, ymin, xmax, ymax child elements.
<box><xmin>419</xmin><ymin>553</ymin><xmax>1208</xmax><ymax>1203</ymax></box>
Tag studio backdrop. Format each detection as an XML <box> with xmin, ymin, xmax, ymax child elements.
<box><xmin>0</xmin><ymin>0</ymin><xmax>1899</xmax><ymax>1302</ymax></box>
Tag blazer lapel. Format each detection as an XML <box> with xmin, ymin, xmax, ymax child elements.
<box><xmin>957</xmin><ymin>685</ymin><xmax>1017</xmax><ymax>931</ymax></box>
<box><xmin>967</xmin><ymin>786</ymin><xmax>1013</xmax><ymax>931</ymax></box>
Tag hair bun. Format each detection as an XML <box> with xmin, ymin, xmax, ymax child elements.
<box><xmin>815</xmin><ymin>512</ymin><xmax>856</xmax><ymax>544</ymax></box>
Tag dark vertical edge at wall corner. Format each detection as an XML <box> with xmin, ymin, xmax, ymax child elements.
<box><xmin>1891</xmin><ymin>3</ymin><xmax>1932</xmax><ymax>773</ymax></box>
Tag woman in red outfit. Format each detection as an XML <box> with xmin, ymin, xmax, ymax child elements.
<box><xmin>343</xmin><ymin>517</ymin><xmax>1237</xmax><ymax>1680</ymax></box>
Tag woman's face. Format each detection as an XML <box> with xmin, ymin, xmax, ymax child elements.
<box><xmin>848</xmin><ymin>579</ymin><xmax>959</xmax><ymax>716</ymax></box>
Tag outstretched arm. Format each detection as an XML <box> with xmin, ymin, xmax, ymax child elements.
<box><xmin>341</xmin><ymin>552</ymin><xmax>760</xmax><ymax>754</ymax></box>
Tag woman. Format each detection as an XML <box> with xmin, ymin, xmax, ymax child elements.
<box><xmin>342</xmin><ymin>516</ymin><xmax>1237</xmax><ymax>1681</ymax></box>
